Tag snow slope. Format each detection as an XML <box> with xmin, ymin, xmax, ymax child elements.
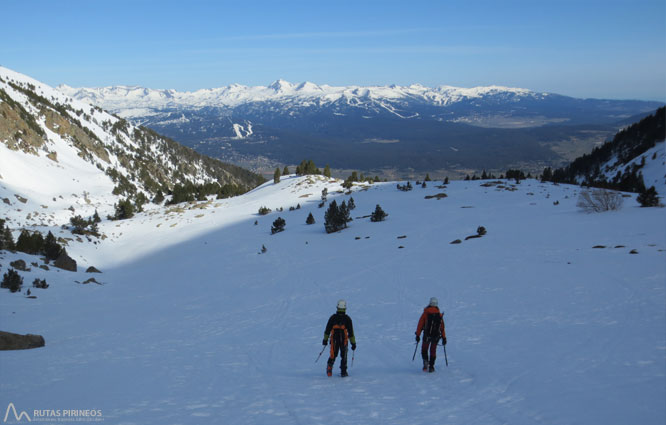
<box><xmin>1</xmin><ymin>176</ymin><xmax>665</xmax><ymax>425</ymax></box>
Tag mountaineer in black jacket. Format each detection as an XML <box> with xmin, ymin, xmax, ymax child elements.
<box><xmin>323</xmin><ymin>299</ymin><xmax>356</xmax><ymax>377</ymax></box>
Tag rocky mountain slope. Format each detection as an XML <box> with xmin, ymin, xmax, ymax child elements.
<box><xmin>0</xmin><ymin>66</ymin><xmax>264</xmax><ymax>229</ymax></box>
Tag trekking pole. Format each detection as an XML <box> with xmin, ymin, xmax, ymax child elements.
<box><xmin>315</xmin><ymin>344</ymin><xmax>326</xmax><ymax>363</ymax></box>
<box><xmin>351</xmin><ymin>349</ymin><xmax>355</xmax><ymax>368</ymax></box>
<box><xmin>443</xmin><ymin>343</ymin><xmax>449</xmax><ymax>367</ymax></box>
<box><xmin>412</xmin><ymin>341</ymin><xmax>419</xmax><ymax>361</ymax></box>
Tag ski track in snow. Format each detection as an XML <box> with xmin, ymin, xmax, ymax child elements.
<box><xmin>1</xmin><ymin>177</ymin><xmax>665</xmax><ymax>425</ymax></box>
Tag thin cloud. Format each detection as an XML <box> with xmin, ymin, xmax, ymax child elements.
<box><xmin>182</xmin><ymin>45</ymin><xmax>522</xmax><ymax>56</ymax></box>
<box><xmin>214</xmin><ymin>28</ymin><xmax>438</xmax><ymax>42</ymax></box>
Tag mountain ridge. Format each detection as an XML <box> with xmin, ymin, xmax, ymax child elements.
<box><xmin>0</xmin><ymin>66</ymin><xmax>265</xmax><ymax>229</ymax></box>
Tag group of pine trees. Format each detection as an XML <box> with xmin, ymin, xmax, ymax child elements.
<box><xmin>70</xmin><ymin>212</ymin><xmax>101</xmax><ymax>236</ymax></box>
<box><xmin>166</xmin><ymin>181</ymin><xmax>245</xmax><ymax>205</ymax></box>
<box><xmin>324</xmin><ymin>200</ymin><xmax>353</xmax><ymax>233</ymax></box>
<box><xmin>1</xmin><ymin>219</ymin><xmax>66</xmax><ymax>262</ymax></box>
<box><xmin>0</xmin><ymin>221</ymin><xmax>65</xmax><ymax>262</ymax></box>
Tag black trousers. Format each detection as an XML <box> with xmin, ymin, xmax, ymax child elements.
<box><xmin>328</xmin><ymin>332</ymin><xmax>348</xmax><ymax>371</ymax></box>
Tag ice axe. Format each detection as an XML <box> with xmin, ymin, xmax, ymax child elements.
<box><xmin>443</xmin><ymin>341</ymin><xmax>449</xmax><ymax>367</ymax></box>
<box><xmin>412</xmin><ymin>340</ymin><xmax>419</xmax><ymax>361</ymax></box>
<box><xmin>315</xmin><ymin>343</ymin><xmax>327</xmax><ymax>363</ymax></box>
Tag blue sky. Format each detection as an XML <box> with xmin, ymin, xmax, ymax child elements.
<box><xmin>2</xmin><ymin>0</ymin><xmax>665</xmax><ymax>100</ymax></box>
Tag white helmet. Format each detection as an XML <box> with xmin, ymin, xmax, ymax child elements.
<box><xmin>429</xmin><ymin>297</ymin><xmax>438</xmax><ymax>307</ymax></box>
<box><xmin>337</xmin><ymin>299</ymin><xmax>347</xmax><ymax>311</ymax></box>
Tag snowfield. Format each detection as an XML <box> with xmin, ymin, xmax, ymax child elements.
<box><xmin>1</xmin><ymin>175</ymin><xmax>665</xmax><ymax>425</ymax></box>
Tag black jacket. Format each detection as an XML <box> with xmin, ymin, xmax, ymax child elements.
<box><xmin>324</xmin><ymin>312</ymin><xmax>356</xmax><ymax>344</ymax></box>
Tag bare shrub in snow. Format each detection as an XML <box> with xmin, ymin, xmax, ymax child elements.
<box><xmin>577</xmin><ymin>189</ymin><xmax>623</xmax><ymax>212</ymax></box>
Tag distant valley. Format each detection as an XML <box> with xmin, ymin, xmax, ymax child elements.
<box><xmin>59</xmin><ymin>81</ymin><xmax>663</xmax><ymax>179</ymax></box>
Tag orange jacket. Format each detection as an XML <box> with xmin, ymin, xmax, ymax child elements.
<box><xmin>416</xmin><ymin>306</ymin><xmax>446</xmax><ymax>339</ymax></box>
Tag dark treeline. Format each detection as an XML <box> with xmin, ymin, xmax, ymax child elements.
<box><xmin>542</xmin><ymin>107</ymin><xmax>665</xmax><ymax>193</ymax></box>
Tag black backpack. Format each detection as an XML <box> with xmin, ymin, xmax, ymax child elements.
<box><xmin>424</xmin><ymin>312</ymin><xmax>442</xmax><ymax>339</ymax></box>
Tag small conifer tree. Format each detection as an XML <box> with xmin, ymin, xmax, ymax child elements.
<box><xmin>43</xmin><ymin>231</ymin><xmax>62</xmax><ymax>261</ymax></box>
<box><xmin>274</xmin><ymin>167</ymin><xmax>281</xmax><ymax>184</ymax></box>
<box><xmin>339</xmin><ymin>201</ymin><xmax>352</xmax><ymax>224</ymax></box>
<box><xmin>637</xmin><ymin>186</ymin><xmax>659</xmax><ymax>207</ymax></box>
<box><xmin>112</xmin><ymin>198</ymin><xmax>135</xmax><ymax>220</ymax></box>
<box><xmin>306</xmin><ymin>212</ymin><xmax>315</xmax><ymax>225</ymax></box>
<box><xmin>324</xmin><ymin>200</ymin><xmax>346</xmax><ymax>233</ymax></box>
<box><xmin>348</xmin><ymin>197</ymin><xmax>356</xmax><ymax>210</ymax></box>
<box><xmin>0</xmin><ymin>219</ymin><xmax>15</xmax><ymax>251</ymax></box>
<box><xmin>323</xmin><ymin>165</ymin><xmax>331</xmax><ymax>178</ymax></box>
<box><xmin>153</xmin><ymin>190</ymin><xmax>165</xmax><ymax>204</ymax></box>
<box><xmin>271</xmin><ymin>217</ymin><xmax>286</xmax><ymax>234</ymax></box>
<box><xmin>283</xmin><ymin>166</ymin><xmax>289</xmax><ymax>176</ymax></box>
<box><xmin>370</xmin><ymin>204</ymin><xmax>387</xmax><ymax>222</ymax></box>
<box><xmin>1</xmin><ymin>268</ymin><xmax>23</xmax><ymax>293</ymax></box>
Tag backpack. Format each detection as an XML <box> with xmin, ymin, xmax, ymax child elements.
<box><xmin>424</xmin><ymin>312</ymin><xmax>442</xmax><ymax>339</ymax></box>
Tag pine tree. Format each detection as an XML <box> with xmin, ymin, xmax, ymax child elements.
<box><xmin>444</xmin><ymin>177</ymin><xmax>449</xmax><ymax>184</ymax></box>
<box><xmin>637</xmin><ymin>186</ymin><xmax>659</xmax><ymax>207</ymax></box>
<box><xmin>153</xmin><ymin>190</ymin><xmax>165</xmax><ymax>204</ymax></box>
<box><xmin>70</xmin><ymin>215</ymin><xmax>88</xmax><ymax>234</ymax></box>
<box><xmin>274</xmin><ymin>167</ymin><xmax>281</xmax><ymax>184</ymax></box>
<box><xmin>348</xmin><ymin>197</ymin><xmax>356</xmax><ymax>210</ymax></box>
<box><xmin>306</xmin><ymin>212</ymin><xmax>315</xmax><ymax>225</ymax></box>
<box><xmin>43</xmin><ymin>231</ymin><xmax>62</xmax><ymax>261</ymax></box>
<box><xmin>370</xmin><ymin>204</ymin><xmax>387</xmax><ymax>222</ymax></box>
<box><xmin>271</xmin><ymin>217</ymin><xmax>286</xmax><ymax>234</ymax></box>
<box><xmin>425</xmin><ymin>173</ymin><xmax>431</xmax><ymax>181</ymax></box>
<box><xmin>1</xmin><ymin>268</ymin><xmax>23</xmax><ymax>293</ymax></box>
<box><xmin>339</xmin><ymin>201</ymin><xmax>352</xmax><ymax>225</ymax></box>
<box><xmin>323</xmin><ymin>165</ymin><xmax>331</xmax><ymax>178</ymax></box>
<box><xmin>324</xmin><ymin>200</ymin><xmax>344</xmax><ymax>233</ymax></box>
<box><xmin>0</xmin><ymin>219</ymin><xmax>15</xmax><ymax>251</ymax></box>
<box><xmin>112</xmin><ymin>198</ymin><xmax>135</xmax><ymax>220</ymax></box>
<box><xmin>283</xmin><ymin>166</ymin><xmax>289</xmax><ymax>176</ymax></box>
<box><xmin>92</xmin><ymin>210</ymin><xmax>102</xmax><ymax>223</ymax></box>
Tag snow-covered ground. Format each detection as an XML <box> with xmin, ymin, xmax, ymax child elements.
<box><xmin>1</xmin><ymin>176</ymin><xmax>665</xmax><ymax>425</ymax></box>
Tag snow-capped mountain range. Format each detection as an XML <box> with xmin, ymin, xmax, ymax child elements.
<box><xmin>57</xmin><ymin>80</ymin><xmax>539</xmax><ymax>117</ymax></box>
<box><xmin>58</xmin><ymin>80</ymin><xmax>663</xmax><ymax>177</ymax></box>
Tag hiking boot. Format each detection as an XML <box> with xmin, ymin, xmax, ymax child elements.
<box><xmin>422</xmin><ymin>359</ymin><xmax>428</xmax><ymax>372</ymax></box>
<box><xmin>341</xmin><ymin>370</ymin><xmax>348</xmax><ymax>377</ymax></box>
<box><xmin>326</xmin><ymin>365</ymin><xmax>333</xmax><ymax>377</ymax></box>
<box><xmin>428</xmin><ymin>365</ymin><xmax>435</xmax><ymax>373</ymax></box>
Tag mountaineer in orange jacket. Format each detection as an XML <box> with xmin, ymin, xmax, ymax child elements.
<box><xmin>415</xmin><ymin>297</ymin><xmax>446</xmax><ymax>372</ymax></box>
<box><xmin>323</xmin><ymin>299</ymin><xmax>356</xmax><ymax>377</ymax></box>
